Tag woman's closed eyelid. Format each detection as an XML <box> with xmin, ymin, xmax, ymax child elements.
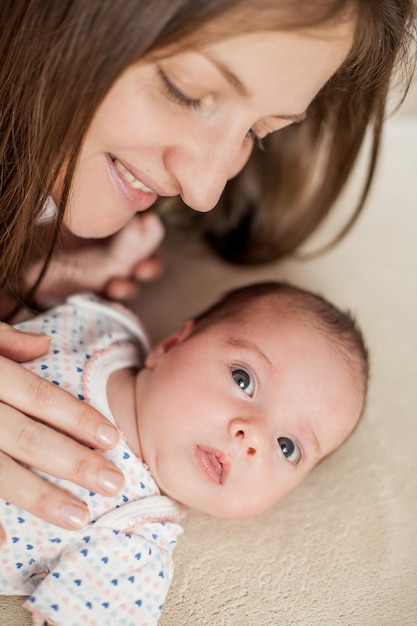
<box><xmin>157</xmin><ymin>67</ymin><xmax>202</xmax><ymax>110</ymax></box>
<box><xmin>158</xmin><ymin>66</ymin><xmax>276</xmax><ymax>150</ymax></box>
<box><xmin>246</xmin><ymin>129</ymin><xmax>265</xmax><ymax>151</ymax></box>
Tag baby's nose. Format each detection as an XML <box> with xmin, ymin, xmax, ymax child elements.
<box><xmin>231</xmin><ymin>416</ymin><xmax>265</xmax><ymax>456</ymax></box>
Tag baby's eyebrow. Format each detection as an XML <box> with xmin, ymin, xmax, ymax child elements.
<box><xmin>302</xmin><ymin>422</ymin><xmax>321</xmax><ymax>457</ymax></box>
<box><xmin>226</xmin><ymin>337</ymin><xmax>272</xmax><ymax>367</ymax></box>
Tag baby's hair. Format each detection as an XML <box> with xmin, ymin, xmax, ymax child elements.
<box><xmin>193</xmin><ymin>281</ymin><xmax>369</xmax><ymax>406</ymax></box>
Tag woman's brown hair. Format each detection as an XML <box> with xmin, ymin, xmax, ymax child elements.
<box><xmin>0</xmin><ymin>0</ymin><xmax>415</xmax><ymax>315</ymax></box>
<box><xmin>176</xmin><ymin>1</ymin><xmax>417</xmax><ymax>263</ymax></box>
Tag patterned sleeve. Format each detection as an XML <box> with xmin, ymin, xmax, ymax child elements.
<box><xmin>23</xmin><ymin>523</ymin><xmax>177</xmax><ymax>626</ymax></box>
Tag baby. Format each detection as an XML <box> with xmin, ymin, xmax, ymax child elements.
<box><xmin>0</xmin><ymin>281</ymin><xmax>368</xmax><ymax>625</ymax></box>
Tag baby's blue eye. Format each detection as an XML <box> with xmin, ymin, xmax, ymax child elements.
<box><xmin>231</xmin><ymin>368</ymin><xmax>254</xmax><ymax>396</ymax></box>
<box><xmin>278</xmin><ymin>437</ymin><xmax>300</xmax><ymax>463</ymax></box>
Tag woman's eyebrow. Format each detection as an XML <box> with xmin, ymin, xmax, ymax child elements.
<box><xmin>271</xmin><ymin>111</ymin><xmax>307</xmax><ymax>124</ymax></box>
<box><xmin>204</xmin><ymin>54</ymin><xmax>307</xmax><ymax>123</ymax></box>
<box><xmin>205</xmin><ymin>55</ymin><xmax>250</xmax><ymax>97</ymax></box>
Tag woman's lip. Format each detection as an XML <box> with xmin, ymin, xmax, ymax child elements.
<box><xmin>113</xmin><ymin>158</ymin><xmax>154</xmax><ymax>193</ymax></box>
<box><xmin>108</xmin><ymin>154</ymin><xmax>175</xmax><ymax>198</ymax></box>
<box><xmin>195</xmin><ymin>446</ymin><xmax>230</xmax><ymax>485</ymax></box>
<box><xmin>105</xmin><ymin>153</ymin><xmax>159</xmax><ymax>213</ymax></box>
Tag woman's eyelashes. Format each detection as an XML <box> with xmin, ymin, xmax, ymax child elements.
<box><xmin>231</xmin><ymin>367</ymin><xmax>255</xmax><ymax>397</ymax></box>
<box><xmin>246</xmin><ymin>128</ymin><xmax>265</xmax><ymax>151</ymax></box>
<box><xmin>158</xmin><ymin>67</ymin><xmax>265</xmax><ymax>151</ymax></box>
<box><xmin>158</xmin><ymin>68</ymin><xmax>202</xmax><ymax>110</ymax></box>
<box><xmin>278</xmin><ymin>437</ymin><xmax>301</xmax><ymax>463</ymax></box>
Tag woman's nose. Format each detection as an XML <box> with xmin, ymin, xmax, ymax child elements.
<box><xmin>166</xmin><ymin>130</ymin><xmax>253</xmax><ymax>213</ymax></box>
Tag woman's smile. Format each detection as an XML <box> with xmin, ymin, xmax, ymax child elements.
<box><xmin>105</xmin><ymin>153</ymin><xmax>158</xmax><ymax>213</ymax></box>
<box><xmin>110</xmin><ymin>155</ymin><xmax>155</xmax><ymax>193</ymax></box>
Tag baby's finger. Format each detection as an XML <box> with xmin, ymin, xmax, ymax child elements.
<box><xmin>0</xmin><ymin>402</ymin><xmax>125</xmax><ymax>497</ymax></box>
<box><xmin>133</xmin><ymin>252</ymin><xmax>164</xmax><ymax>281</ymax></box>
<box><xmin>0</xmin><ymin>355</ymin><xmax>120</xmax><ymax>450</ymax></box>
<box><xmin>131</xmin><ymin>212</ymin><xmax>165</xmax><ymax>256</ymax></box>
<box><xmin>104</xmin><ymin>277</ymin><xmax>141</xmax><ymax>302</ymax></box>
<box><xmin>0</xmin><ymin>451</ymin><xmax>90</xmax><ymax>531</ymax></box>
<box><xmin>109</xmin><ymin>212</ymin><xmax>165</xmax><ymax>266</ymax></box>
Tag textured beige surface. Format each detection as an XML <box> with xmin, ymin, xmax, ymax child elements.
<box><xmin>1</xmin><ymin>108</ymin><xmax>417</xmax><ymax>624</ymax></box>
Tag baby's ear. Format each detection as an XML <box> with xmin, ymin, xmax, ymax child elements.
<box><xmin>145</xmin><ymin>319</ymin><xmax>195</xmax><ymax>369</ymax></box>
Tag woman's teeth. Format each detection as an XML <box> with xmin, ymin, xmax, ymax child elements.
<box><xmin>113</xmin><ymin>158</ymin><xmax>154</xmax><ymax>193</ymax></box>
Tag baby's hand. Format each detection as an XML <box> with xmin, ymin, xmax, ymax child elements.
<box><xmin>30</xmin><ymin>212</ymin><xmax>165</xmax><ymax>303</ymax></box>
<box><xmin>103</xmin><ymin>212</ymin><xmax>165</xmax><ymax>301</ymax></box>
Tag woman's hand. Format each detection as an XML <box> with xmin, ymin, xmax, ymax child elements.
<box><xmin>0</xmin><ymin>324</ymin><xmax>125</xmax><ymax>544</ymax></box>
<box><xmin>29</xmin><ymin>212</ymin><xmax>165</xmax><ymax>304</ymax></box>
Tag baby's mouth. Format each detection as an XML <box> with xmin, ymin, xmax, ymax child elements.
<box><xmin>195</xmin><ymin>446</ymin><xmax>228</xmax><ymax>485</ymax></box>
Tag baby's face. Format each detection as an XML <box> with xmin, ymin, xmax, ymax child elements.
<box><xmin>136</xmin><ymin>300</ymin><xmax>363</xmax><ymax>519</ymax></box>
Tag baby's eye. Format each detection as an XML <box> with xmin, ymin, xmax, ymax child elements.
<box><xmin>231</xmin><ymin>368</ymin><xmax>254</xmax><ymax>396</ymax></box>
<box><xmin>278</xmin><ymin>437</ymin><xmax>301</xmax><ymax>463</ymax></box>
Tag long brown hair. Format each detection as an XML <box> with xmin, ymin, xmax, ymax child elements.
<box><xmin>172</xmin><ymin>1</ymin><xmax>417</xmax><ymax>262</ymax></box>
<box><xmin>0</xmin><ymin>0</ymin><xmax>415</xmax><ymax>314</ymax></box>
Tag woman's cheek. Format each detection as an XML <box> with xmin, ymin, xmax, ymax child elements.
<box><xmin>228</xmin><ymin>141</ymin><xmax>254</xmax><ymax>180</ymax></box>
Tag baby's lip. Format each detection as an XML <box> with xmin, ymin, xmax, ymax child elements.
<box><xmin>195</xmin><ymin>446</ymin><xmax>230</xmax><ymax>485</ymax></box>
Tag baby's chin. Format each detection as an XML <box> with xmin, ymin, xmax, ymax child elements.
<box><xmin>160</xmin><ymin>480</ymin><xmax>280</xmax><ymax>520</ymax></box>
<box><xmin>188</xmin><ymin>498</ymin><xmax>276</xmax><ymax>520</ymax></box>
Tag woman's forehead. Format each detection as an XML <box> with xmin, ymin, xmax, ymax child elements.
<box><xmin>149</xmin><ymin>0</ymin><xmax>356</xmax><ymax>58</ymax></box>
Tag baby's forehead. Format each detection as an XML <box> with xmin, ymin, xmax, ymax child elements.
<box><xmin>220</xmin><ymin>301</ymin><xmax>329</xmax><ymax>352</ymax></box>
<box><xmin>229</xmin><ymin>300</ymin><xmax>358</xmax><ymax>373</ymax></box>
<box><xmin>229</xmin><ymin>295</ymin><xmax>319</xmax><ymax>333</ymax></box>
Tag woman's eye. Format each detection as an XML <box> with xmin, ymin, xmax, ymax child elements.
<box><xmin>246</xmin><ymin>128</ymin><xmax>265</xmax><ymax>151</ymax></box>
<box><xmin>278</xmin><ymin>437</ymin><xmax>301</xmax><ymax>463</ymax></box>
<box><xmin>231</xmin><ymin>368</ymin><xmax>254</xmax><ymax>396</ymax></box>
<box><xmin>158</xmin><ymin>68</ymin><xmax>202</xmax><ymax>110</ymax></box>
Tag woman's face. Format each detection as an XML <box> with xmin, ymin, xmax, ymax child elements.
<box><xmin>65</xmin><ymin>24</ymin><xmax>354</xmax><ymax>238</ymax></box>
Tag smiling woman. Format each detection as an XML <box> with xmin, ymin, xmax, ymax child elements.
<box><xmin>0</xmin><ymin>0</ymin><xmax>415</xmax><ymax>586</ymax></box>
<box><xmin>0</xmin><ymin>0</ymin><xmax>415</xmax><ymax>306</ymax></box>
<box><xmin>68</xmin><ymin>26</ymin><xmax>354</xmax><ymax>237</ymax></box>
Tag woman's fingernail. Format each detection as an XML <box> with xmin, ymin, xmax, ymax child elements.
<box><xmin>97</xmin><ymin>423</ymin><xmax>120</xmax><ymax>446</ymax></box>
<box><xmin>98</xmin><ymin>468</ymin><xmax>125</xmax><ymax>494</ymax></box>
<box><xmin>60</xmin><ymin>504</ymin><xmax>90</xmax><ymax>529</ymax></box>
<box><xmin>0</xmin><ymin>525</ymin><xmax>7</xmax><ymax>546</ymax></box>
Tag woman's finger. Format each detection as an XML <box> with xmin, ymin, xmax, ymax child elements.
<box><xmin>0</xmin><ymin>402</ymin><xmax>125</xmax><ymax>496</ymax></box>
<box><xmin>0</xmin><ymin>451</ymin><xmax>91</xmax><ymax>531</ymax></box>
<box><xmin>0</xmin><ymin>521</ymin><xmax>7</xmax><ymax>547</ymax></box>
<box><xmin>0</xmin><ymin>322</ymin><xmax>51</xmax><ymax>362</ymax></box>
<box><xmin>0</xmin><ymin>355</ymin><xmax>120</xmax><ymax>450</ymax></box>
